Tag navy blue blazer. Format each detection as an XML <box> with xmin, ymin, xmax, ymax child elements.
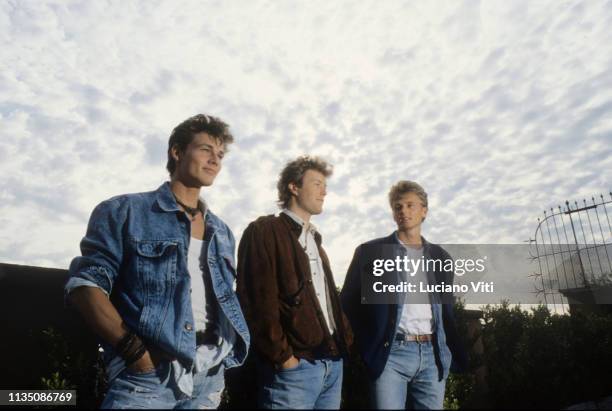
<box><xmin>340</xmin><ymin>233</ymin><xmax>468</xmax><ymax>380</ymax></box>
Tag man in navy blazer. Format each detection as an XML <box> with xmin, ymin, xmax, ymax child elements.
<box><xmin>341</xmin><ymin>180</ymin><xmax>468</xmax><ymax>409</ymax></box>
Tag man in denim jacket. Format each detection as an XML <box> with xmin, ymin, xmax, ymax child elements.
<box><xmin>65</xmin><ymin>114</ymin><xmax>249</xmax><ymax>409</ymax></box>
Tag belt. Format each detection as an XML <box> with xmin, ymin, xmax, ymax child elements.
<box><xmin>395</xmin><ymin>333</ymin><xmax>433</xmax><ymax>343</ymax></box>
<box><xmin>196</xmin><ymin>329</ymin><xmax>219</xmax><ymax>346</ymax></box>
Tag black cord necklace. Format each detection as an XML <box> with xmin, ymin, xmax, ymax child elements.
<box><xmin>174</xmin><ymin>197</ymin><xmax>201</xmax><ymax>221</ymax></box>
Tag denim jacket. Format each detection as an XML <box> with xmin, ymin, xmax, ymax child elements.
<box><xmin>66</xmin><ymin>182</ymin><xmax>250</xmax><ymax>371</ymax></box>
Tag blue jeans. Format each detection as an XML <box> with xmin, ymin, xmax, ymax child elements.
<box><xmin>371</xmin><ymin>340</ymin><xmax>446</xmax><ymax>410</ymax></box>
<box><xmin>257</xmin><ymin>357</ymin><xmax>343</xmax><ymax>409</ymax></box>
<box><xmin>101</xmin><ymin>362</ymin><xmax>225</xmax><ymax>409</ymax></box>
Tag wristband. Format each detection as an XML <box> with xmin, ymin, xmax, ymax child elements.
<box><xmin>124</xmin><ymin>342</ymin><xmax>147</xmax><ymax>367</ymax></box>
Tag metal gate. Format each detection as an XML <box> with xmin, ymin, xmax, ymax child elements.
<box><xmin>529</xmin><ymin>193</ymin><xmax>612</xmax><ymax>314</ymax></box>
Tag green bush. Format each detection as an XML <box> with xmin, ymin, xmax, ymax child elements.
<box><xmin>37</xmin><ymin>326</ymin><xmax>106</xmax><ymax>409</ymax></box>
<box><xmin>478</xmin><ymin>302</ymin><xmax>612</xmax><ymax>409</ymax></box>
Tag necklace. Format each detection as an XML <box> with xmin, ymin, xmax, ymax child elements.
<box><xmin>174</xmin><ymin>197</ymin><xmax>201</xmax><ymax>221</ymax></box>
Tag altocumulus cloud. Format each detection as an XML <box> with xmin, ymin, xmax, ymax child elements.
<box><xmin>0</xmin><ymin>0</ymin><xmax>611</xmax><ymax>287</ymax></box>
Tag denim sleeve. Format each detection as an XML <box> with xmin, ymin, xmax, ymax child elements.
<box><xmin>438</xmin><ymin>246</ymin><xmax>469</xmax><ymax>373</ymax></box>
<box><xmin>66</xmin><ymin>198</ymin><xmax>127</xmax><ymax>298</ymax></box>
<box><xmin>64</xmin><ymin>277</ymin><xmax>107</xmax><ymax>298</ymax></box>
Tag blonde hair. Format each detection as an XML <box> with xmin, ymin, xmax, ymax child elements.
<box><xmin>388</xmin><ymin>180</ymin><xmax>428</xmax><ymax>208</ymax></box>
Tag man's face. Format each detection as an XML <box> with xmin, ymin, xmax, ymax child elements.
<box><xmin>172</xmin><ymin>132</ymin><xmax>225</xmax><ymax>187</ymax></box>
<box><xmin>290</xmin><ymin>169</ymin><xmax>328</xmax><ymax>216</ymax></box>
<box><xmin>392</xmin><ymin>192</ymin><xmax>427</xmax><ymax>231</ymax></box>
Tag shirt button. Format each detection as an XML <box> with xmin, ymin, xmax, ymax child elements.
<box><xmin>185</xmin><ymin>323</ymin><xmax>193</xmax><ymax>331</ymax></box>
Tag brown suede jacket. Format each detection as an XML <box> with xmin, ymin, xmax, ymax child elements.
<box><xmin>237</xmin><ymin>213</ymin><xmax>353</xmax><ymax>366</ymax></box>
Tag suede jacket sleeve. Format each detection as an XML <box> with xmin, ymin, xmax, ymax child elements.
<box><xmin>236</xmin><ymin>221</ymin><xmax>294</xmax><ymax>366</ymax></box>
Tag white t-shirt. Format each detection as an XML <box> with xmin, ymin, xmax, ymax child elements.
<box><xmin>187</xmin><ymin>237</ymin><xmax>209</xmax><ymax>331</ymax></box>
<box><xmin>397</xmin><ymin>239</ymin><xmax>433</xmax><ymax>335</ymax></box>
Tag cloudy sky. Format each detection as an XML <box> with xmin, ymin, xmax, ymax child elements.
<box><xmin>1</xmin><ymin>0</ymin><xmax>611</xmax><ymax>287</ymax></box>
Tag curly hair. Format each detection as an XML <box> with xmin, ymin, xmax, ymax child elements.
<box><xmin>388</xmin><ymin>180</ymin><xmax>428</xmax><ymax>222</ymax></box>
<box><xmin>277</xmin><ymin>156</ymin><xmax>333</xmax><ymax>209</ymax></box>
<box><xmin>166</xmin><ymin>114</ymin><xmax>234</xmax><ymax>175</ymax></box>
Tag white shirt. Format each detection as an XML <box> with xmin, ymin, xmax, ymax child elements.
<box><xmin>188</xmin><ymin>237</ymin><xmax>210</xmax><ymax>331</ymax></box>
<box><xmin>396</xmin><ymin>233</ymin><xmax>433</xmax><ymax>335</ymax></box>
<box><xmin>282</xmin><ymin>209</ymin><xmax>335</xmax><ymax>334</ymax></box>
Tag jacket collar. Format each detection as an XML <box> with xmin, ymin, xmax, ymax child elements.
<box><xmin>155</xmin><ymin>182</ymin><xmax>181</xmax><ymax>212</ymax></box>
<box><xmin>280</xmin><ymin>212</ymin><xmax>322</xmax><ymax>245</ymax></box>
<box><xmin>281</xmin><ymin>209</ymin><xmax>319</xmax><ymax>234</ymax></box>
<box><xmin>154</xmin><ymin>181</ymin><xmax>222</xmax><ymax>229</ymax></box>
<box><xmin>388</xmin><ymin>231</ymin><xmax>432</xmax><ymax>256</ymax></box>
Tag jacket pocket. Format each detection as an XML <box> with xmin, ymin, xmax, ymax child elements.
<box><xmin>279</xmin><ymin>281</ymin><xmax>305</xmax><ymax>307</ymax></box>
<box><xmin>135</xmin><ymin>240</ymin><xmax>178</xmax><ymax>299</ymax></box>
<box><xmin>279</xmin><ymin>286</ymin><xmax>325</xmax><ymax>349</ymax></box>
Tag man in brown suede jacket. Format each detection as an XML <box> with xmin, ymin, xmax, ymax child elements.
<box><xmin>237</xmin><ymin>155</ymin><xmax>353</xmax><ymax>409</ymax></box>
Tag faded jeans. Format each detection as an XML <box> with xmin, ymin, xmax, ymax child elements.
<box><xmin>371</xmin><ymin>340</ymin><xmax>446</xmax><ymax>409</ymax></box>
<box><xmin>101</xmin><ymin>361</ymin><xmax>225</xmax><ymax>409</ymax></box>
<box><xmin>257</xmin><ymin>357</ymin><xmax>343</xmax><ymax>409</ymax></box>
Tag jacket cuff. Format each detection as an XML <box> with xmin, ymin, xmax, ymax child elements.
<box><xmin>63</xmin><ymin>277</ymin><xmax>108</xmax><ymax>307</ymax></box>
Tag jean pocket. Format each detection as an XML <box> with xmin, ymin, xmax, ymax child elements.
<box><xmin>116</xmin><ymin>364</ymin><xmax>169</xmax><ymax>396</ymax></box>
<box><xmin>277</xmin><ymin>358</ymin><xmax>308</xmax><ymax>373</ymax></box>
<box><xmin>124</xmin><ymin>360</ymin><xmax>170</xmax><ymax>380</ymax></box>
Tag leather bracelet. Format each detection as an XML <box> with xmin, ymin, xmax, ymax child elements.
<box><xmin>115</xmin><ymin>332</ymin><xmax>136</xmax><ymax>358</ymax></box>
<box><xmin>116</xmin><ymin>331</ymin><xmax>148</xmax><ymax>367</ymax></box>
<box><xmin>124</xmin><ymin>336</ymin><xmax>144</xmax><ymax>359</ymax></box>
<box><xmin>124</xmin><ymin>342</ymin><xmax>147</xmax><ymax>367</ymax></box>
